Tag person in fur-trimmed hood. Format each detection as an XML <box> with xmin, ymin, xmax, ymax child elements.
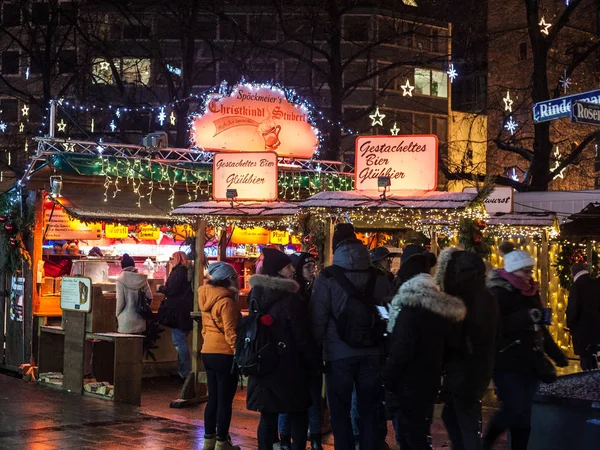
<box><xmin>246</xmin><ymin>248</ymin><xmax>319</xmax><ymax>450</ymax></box>
<box><xmin>435</xmin><ymin>248</ymin><xmax>499</xmax><ymax>450</ymax></box>
<box><xmin>383</xmin><ymin>270</ymin><xmax>466</xmax><ymax>450</ymax></box>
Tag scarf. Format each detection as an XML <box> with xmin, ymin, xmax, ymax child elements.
<box><xmin>497</xmin><ymin>269</ymin><xmax>539</xmax><ymax>296</ymax></box>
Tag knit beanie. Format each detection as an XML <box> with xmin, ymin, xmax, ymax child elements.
<box><xmin>503</xmin><ymin>250</ymin><xmax>535</xmax><ymax>273</ymax></box>
<box><xmin>332</xmin><ymin>223</ymin><xmax>359</xmax><ymax>252</ymax></box>
<box><xmin>401</xmin><ymin>244</ymin><xmax>427</xmax><ymax>264</ymax></box>
<box><xmin>571</xmin><ymin>262</ymin><xmax>587</xmax><ymax>277</ymax></box>
<box><xmin>290</xmin><ymin>252</ymin><xmax>316</xmax><ymax>273</ymax></box>
<box><xmin>261</xmin><ymin>247</ymin><xmax>293</xmax><ymax>276</ymax></box>
<box><xmin>208</xmin><ymin>262</ymin><xmax>238</xmax><ymax>281</ymax></box>
<box><xmin>121</xmin><ymin>253</ymin><xmax>135</xmax><ymax>269</ymax></box>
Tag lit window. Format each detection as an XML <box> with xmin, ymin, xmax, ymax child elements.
<box><xmin>122</xmin><ymin>58</ymin><xmax>150</xmax><ymax>85</ymax></box>
<box><xmin>92</xmin><ymin>58</ymin><xmax>112</xmax><ymax>84</ymax></box>
<box><xmin>414</xmin><ymin>68</ymin><xmax>447</xmax><ymax>98</ymax></box>
<box><xmin>402</xmin><ymin>0</ymin><xmax>418</xmax><ymax>6</ymax></box>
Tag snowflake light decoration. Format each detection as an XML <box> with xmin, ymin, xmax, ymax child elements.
<box><xmin>0</xmin><ymin>122</ymin><xmax>7</xmax><ymax>133</ymax></box>
<box><xmin>504</xmin><ymin>116</ymin><xmax>518</xmax><ymax>135</ymax></box>
<box><xmin>157</xmin><ymin>106</ymin><xmax>166</xmax><ymax>126</ymax></box>
<box><xmin>116</xmin><ymin>108</ymin><xmax>121</xmax><ymax>118</ymax></box>
<box><xmin>109</xmin><ymin>120</ymin><xmax>117</xmax><ymax>132</ymax></box>
<box><xmin>401</xmin><ymin>80</ymin><xmax>414</xmax><ymax>97</ymax></box>
<box><xmin>559</xmin><ymin>71</ymin><xmax>571</xmax><ymax>94</ymax></box>
<box><xmin>447</xmin><ymin>64</ymin><xmax>458</xmax><ymax>83</ymax></box>
<box><xmin>390</xmin><ymin>122</ymin><xmax>400</xmax><ymax>136</ymax></box>
<box><xmin>369</xmin><ymin>107</ymin><xmax>386</xmax><ymax>126</ymax></box>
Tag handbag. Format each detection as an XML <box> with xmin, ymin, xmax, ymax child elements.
<box><xmin>135</xmin><ymin>289</ymin><xmax>154</xmax><ymax>321</ymax></box>
<box><xmin>532</xmin><ymin>350</ymin><xmax>557</xmax><ymax>383</ymax></box>
<box><xmin>158</xmin><ymin>299</ymin><xmax>179</xmax><ymax>328</ymax></box>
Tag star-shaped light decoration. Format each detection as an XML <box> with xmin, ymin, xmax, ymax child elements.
<box><xmin>99</xmin><ymin>61</ymin><xmax>110</xmax><ymax>71</ymax></box>
<box><xmin>109</xmin><ymin>120</ymin><xmax>117</xmax><ymax>132</ymax></box>
<box><xmin>401</xmin><ymin>79</ymin><xmax>415</xmax><ymax>97</ymax></box>
<box><xmin>157</xmin><ymin>106</ymin><xmax>167</xmax><ymax>126</ymax></box>
<box><xmin>169</xmin><ymin>111</ymin><xmax>176</xmax><ymax>126</ymax></box>
<box><xmin>504</xmin><ymin>116</ymin><xmax>518</xmax><ymax>135</ymax></box>
<box><xmin>0</xmin><ymin>122</ymin><xmax>7</xmax><ymax>133</ymax></box>
<box><xmin>539</xmin><ymin>17</ymin><xmax>551</xmax><ymax>35</ymax></box>
<box><xmin>21</xmin><ymin>104</ymin><xmax>29</xmax><ymax>117</ymax></box>
<box><xmin>503</xmin><ymin>91</ymin><xmax>513</xmax><ymax>112</ymax></box>
<box><xmin>447</xmin><ymin>64</ymin><xmax>458</xmax><ymax>83</ymax></box>
<box><xmin>369</xmin><ymin>107</ymin><xmax>386</xmax><ymax>126</ymax></box>
<box><xmin>551</xmin><ymin>146</ymin><xmax>567</xmax><ymax>179</ymax></box>
<box><xmin>19</xmin><ymin>122</ymin><xmax>24</xmax><ymax>132</ymax></box>
<box><xmin>64</xmin><ymin>142</ymin><xmax>75</xmax><ymax>152</ymax></box>
<box><xmin>390</xmin><ymin>122</ymin><xmax>400</xmax><ymax>136</ymax></box>
<box><xmin>559</xmin><ymin>71</ymin><xmax>571</xmax><ymax>94</ymax></box>
<box><xmin>57</xmin><ymin>119</ymin><xmax>67</xmax><ymax>132</ymax></box>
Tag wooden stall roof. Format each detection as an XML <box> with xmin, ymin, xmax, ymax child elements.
<box><xmin>561</xmin><ymin>202</ymin><xmax>600</xmax><ymax>239</ymax></box>
<box><xmin>487</xmin><ymin>212</ymin><xmax>557</xmax><ymax>227</ymax></box>
<box><xmin>299</xmin><ymin>190</ymin><xmax>477</xmax><ymax>209</ymax></box>
<box><xmin>171</xmin><ymin>200</ymin><xmax>300</xmax><ymax>217</ymax></box>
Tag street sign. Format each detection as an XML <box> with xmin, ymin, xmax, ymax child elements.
<box><xmin>533</xmin><ymin>89</ymin><xmax>600</xmax><ymax>123</ymax></box>
<box><xmin>571</xmin><ymin>101</ymin><xmax>600</xmax><ymax>126</ymax></box>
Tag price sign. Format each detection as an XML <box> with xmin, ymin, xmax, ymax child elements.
<box><xmin>60</xmin><ymin>276</ymin><xmax>92</xmax><ymax>312</ymax></box>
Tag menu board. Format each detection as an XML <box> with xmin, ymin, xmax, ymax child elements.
<box><xmin>44</xmin><ymin>208</ymin><xmax>101</xmax><ymax>240</ymax></box>
<box><xmin>60</xmin><ymin>276</ymin><xmax>92</xmax><ymax>312</ymax></box>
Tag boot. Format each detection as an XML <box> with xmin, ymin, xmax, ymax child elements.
<box><xmin>280</xmin><ymin>435</ymin><xmax>291</xmax><ymax>450</ymax></box>
<box><xmin>215</xmin><ymin>436</ymin><xmax>241</xmax><ymax>450</ymax></box>
<box><xmin>310</xmin><ymin>434</ymin><xmax>323</xmax><ymax>450</ymax></box>
<box><xmin>202</xmin><ymin>436</ymin><xmax>216</xmax><ymax>450</ymax></box>
<box><xmin>482</xmin><ymin>422</ymin><xmax>505</xmax><ymax>450</ymax></box>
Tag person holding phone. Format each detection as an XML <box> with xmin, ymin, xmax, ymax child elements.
<box><xmin>484</xmin><ymin>248</ymin><xmax>568</xmax><ymax>450</ymax></box>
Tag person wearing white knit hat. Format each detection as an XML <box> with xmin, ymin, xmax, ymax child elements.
<box><xmin>503</xmin><ymin>249</ymin><xmax>536</xmax><ymax>275</ymax></box>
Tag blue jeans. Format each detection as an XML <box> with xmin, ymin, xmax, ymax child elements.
<box><xmin>279</xmin><ymin>373</ymin><xmax>323</xmax><ymax>437</ymax></box>
<box><xmin>325</xmin><ymin>355</ymin><xmax>383</xmax><ymax>450</ymax></box>
<box><xmin>171</xmin><ymin>328</ymin><xmax>191</xmax><ymax>379</ymax></box>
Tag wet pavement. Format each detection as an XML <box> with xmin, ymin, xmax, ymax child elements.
<box><xmin>0</xmin><ymin>372</ymin><xmax>509</xmax><ymax>449</ymax></box>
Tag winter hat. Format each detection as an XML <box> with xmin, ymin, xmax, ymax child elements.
<box><xmin>208</xmin><ymin>262</ymin><xmax>238</xmax><ymax>281</ymax></box>
<box><xmin>332</xmin><ymin>223</ymin><xmax>359</xmax><ymax>252</ymax></box>
<box><xmin>88</xmin><ymin>246</ymin><xmax>103</xmax><ymax>257</ymax></box>
<box><xmin>121</xmin><ymin>253</ymin><xmax>135</xmax><ymax>269</ymax></box>
<box><xmin>261</xmin><ymin>247</ymin><xmax>293</xmax><ymax>276</ymax></box>
<box><xmin>503</xmin><ymin>249</ymin><xmax>535</xmax><ymax>273</ymax></box>
<box><xmin>396</xmin><ymin>253</ymin><xmax>432</xmax><ymax>287</ymax></box>
<box><xmin>290</xmin><ymin>252</ymin><xmax>316</xmax><ymax>273</ymax></box>
<box><xmin>369</xmin><ymin>247</ymin><xmax>401</xmax><ymax>263</ymax></box>
<box><xmin>571</xmin><ymin>262</ymin><xmax>587</xmax><ymax>277</ymax></box>
<box><xmin>401</xmin><ymin>244</ymin><xmax>427</xmax><ymax>264</ymax></box>
<box><xmin>499</xmin><ymin>241</ymin><xmax>515</xmax><ymax>256</ymax></box>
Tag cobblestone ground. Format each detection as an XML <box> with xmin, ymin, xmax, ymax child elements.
<box><xmin>0</xmin><ymin>373</ymin><xmax>509</xmax><ymax>449</ymax></box>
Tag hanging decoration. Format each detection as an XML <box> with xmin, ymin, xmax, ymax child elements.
<box><xmin>504</xmin><ymin>116</ymin><xmax>518</xmax><ymax>135</ymax></box>
<box><xmin>503</xmin><ymin>91</ymin><xmax>513</xmax><ymax>112</ymax></box>
<box><xmin>553</xmin><ymin>243</ymin><xmax>598</xmax><ymax>290</ymax></box>
<box><xmin>551</xmin><ymin>146</ymin><xmax>566</xmax><ymax>179</ymax></box>
<box><xmin>390</xmin><ymin>122</ymin><xmax>400</xmax><ymax>136</ymax></box>
<box><xmin>369</xmin><ymin>107</ymin><xmax>386</xmax><ymax>126</ymax></box>
<box><xmin>90</xmin><ymin>118</ymin><xmax>95</xmax><ymax>133</ymax></box>
<box><xmin>57</xmin><ymin>119</ymin><xmax>67</xmax><ymax>132</ymax></box>
<box><xmin>559</xmin><ymin>71</ymin><xmax>571</xmax><ymax>94</ymax></box>
<box><xmin>157</xmin><ymin>106</ymin><xmax>166</xmax><ymax>126</ymax></box>
<box><xmin>539</xmin><ymin>17</ymin><xmax>551</xmax><ymax>35</ymax></box>
<box><xmin>401</xmin><ymin>80</ymin><xmax>415</xmax><ymax>97</ymax></box>
<box><xmin>458</xmin><ymin>217</ymin><xmax>492</xmax><ymax>256</ymax></box>
<box><xmin>19</xmin><ymin>123</ymin><xmax>24</xmax><ymax>132</ymax></box>
<box><xmin>115</xmin><ymin>108</ymin><xmax>121</xmax><ymax>118</ymax></box>
<box><xmin>0</xmin><ymin>122</ymin><xmax>6</xmax><ymax>133</ymax></box>
<box><xmin>0</xmin><ymin>193</ymin><xmax>34</xmax><ymax>275</ymax></box>
<box><xmin>109</xmin><ymin>120</ymin><xmax>117</xmax><ymax>132</ymax></box>
<box><xmin>447</xmin><ymin>64</ymin><xmax>458</xmax><ymax>83</ymax></box>
<box><xmin>169</xmin><ymin>111</ymin><xmax>176</xmax><ymax>126</ymax></box>
<box><xmin>21</xmin><ymin>104</ymin><xmax>29</xmax><ymax>117</ymax></box>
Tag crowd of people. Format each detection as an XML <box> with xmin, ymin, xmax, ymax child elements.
<box><xmin>116</xmin><ymin>225</ymin><xmax>600</xmax><ymax>450</ymax></box>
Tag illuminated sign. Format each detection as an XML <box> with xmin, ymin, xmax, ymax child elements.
<box><xmin>463</xmin><ymin>187</ymin><xmax>513</xmax><ymax>213</ymax></box>
<box><xmin>354</xmin><ymin>135</ymin><xmax>438</xmax><ymax>192</ymax></box>
<box><xmin>269</xmin><ymin>230</ymin><xmax>289</xmax><ymax>245</ymax></box>
<box><xmin>190</xmin><ymin>82</ymin><xmax>319</xmax><ymax>159</ymax></box>
<box><xmin>138</xmin><ymin>225</ymin><xmax>161</xmax><ymax>240</ymax></box>
<box><xmin>231</xmin><ymin>227</ymin><xmax>270</xmax><ymax>245</ymax></box>
<box><xmin>213</xmin><ymin>152</ymin><xmax>278</xmax><ymax>201</ymax></box>
<box><xmin>105</xmin><ymin>224</ymin><xmax>129</xmax><ymax>239</ymax></box>
<box><xmin>44</xmin><ymin>208</ymin><xmax>101</xmax><ymax>240</ymax></box>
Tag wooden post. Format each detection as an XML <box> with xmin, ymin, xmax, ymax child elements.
<box><xmin>322</xmin><ymin>218</ymin><xmax>334</xmax><ymax>267</ymax></box>
<box><xmin>217</xmin><ymin>226</ymin><xmax>227</xmax><ymax>261</ymax></box>
<box><xmin>62</xmin><ymin>311</ymin><xmax>86</xmax><ymax>394</ymax></box>
<box><xmin>430</xmin><ymin>229</ymin><xmax>438</xmax><ymax>256</ymax></box>
<box><xmin>540</xmin><ymin>231</ymin><xmax>550</xmax><ymax>306</ymax></box>
<box><xmin>586</xmin><ymin>240</ymin><xmax>593</xmax><ymax>269</ymax></box>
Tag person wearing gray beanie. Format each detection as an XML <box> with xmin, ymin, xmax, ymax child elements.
<box><xmin>208</xmin><ymin>262</ymin><xmax>239</xmax><ymax>283</ymax></box>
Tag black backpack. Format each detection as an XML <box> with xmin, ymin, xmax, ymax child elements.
<box><xmin>234</xmin><ymin>297</ymin><xmax>280</xmax><ymax>376</ymax></box>
<box><xmin>323</xmin><ymin>265</ymin><xmax>387</xmax><ymax>348</ymax></box>
<box><xmin>135</xmin><ymin>289</ymin><xmax>154</xmax><ymax>321</ymax></box>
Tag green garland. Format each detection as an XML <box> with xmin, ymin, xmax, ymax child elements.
<box><xmin>0</xmin><ymin>193</ymin><xmax>34</xmax><ymax>275</ymax></box>
<box><xmin>458</xmin><ymin>217</ymin><xmax>493</xmax><ymax>257</ymax></box>
<box><xmin>553</xmin><ymin>243</ymin><xmax>598</xmax><ymax>290</ymax></box>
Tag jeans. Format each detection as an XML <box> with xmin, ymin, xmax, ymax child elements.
<box><xmin>202</xmin><ymin>353</ymin><xmax>238</xmax><ymax>440</ymax></box>
<box><xmin>171</xmin><ymin>328</ymin><xmax>191</xmax><ymax>379</ymax></box>
<box><xmin>393</xmin><ymin>404</ymin><xmax>433</xmax><ymax>450</ymax></box>
<box><xmin>279</xmin><ymin>373</ymin><xmax>323</xmax><ymax>437</ymax></box>
<box><xmin>259</xmin><ymin>411</ymin><xmax>308</xmax><ymax>450</ymax></box>
<box><xmin>484</xmin><ymin>372</ymin><xmax>539</xmax><ymax>450</ymax></box>
<box><xmin>325</xmin><ymin>355</ymin><xmax>383</xmax><ymax>450</ymax></box>
<box><xmin>442</xmin><ymin>395</ymin><xmax>483</xmax><ymax>450</ymax></box>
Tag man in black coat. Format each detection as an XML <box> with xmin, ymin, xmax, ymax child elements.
<box><xmin>567</xmin><ymin>262</ymin><xmax>600</xmax><ymax>371</ymax></box>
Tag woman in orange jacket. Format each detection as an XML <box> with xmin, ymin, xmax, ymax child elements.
<box><xmin>199</xmin><ymin>262</ymin><xmax>241</xmax><ymax>450</ymax></box>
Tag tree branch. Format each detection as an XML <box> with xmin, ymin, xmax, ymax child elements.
<box><xmin>547</xmin><ymin>129</ymin><xmax>600</xmax><ymax>183</ymax></box>
<box><xmin>440</xmin><ymin>164</ymin><xmax>529</xmax><ymax>191</ymax></box>
<box><xmin>546</xmin><ymin>0</ymin><xmax>584</xmax><ymax>45</ymax></box>
<box><xmin>493</xmin><ymin>139</ymin><xmax>535</xmax><ymax>161</ymax></box>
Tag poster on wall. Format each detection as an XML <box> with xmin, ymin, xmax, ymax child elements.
<box><xmin>9</xmin><ymin>276</ymin><xmax>24</xmax><ymax>322</ymax></box>
<box><xmin>60</xmin><ymin>276</ymin><xmax>92</xmax><ymax>312</ymax></box>
<box><xmin>354</xmin><ymin>135</ymin><xmax>438</xmax><ymax>192</ymax></box>
<box><xmin>44</xmin><ymin>207</ymin><xmax>102</xmax><ymax>240</ymax></box>
<box><xmin>213</xmin><ymin>152</ymin><xmax>278</xmax><ymax>201</ymax></box>
<box><xmin>190</xmin><ymin>82</ymin><xmax>319</xmax><ymax>159</ymax></box>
